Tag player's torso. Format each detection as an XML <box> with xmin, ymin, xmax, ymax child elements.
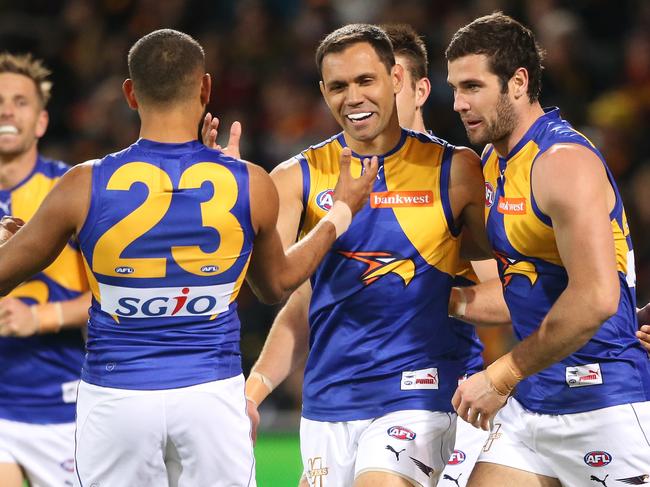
<box><xmin>0</xmin><ymin>156</ymin><xmax>87</xmax><ymax>424</ymax></box>
<box><xmin>482</xmin><ymin>108</ymin><xmax>650</xmax><ymax>414</ymax></box>
<box><xmin>298</xmin><ymin>130</ymin><xmax>470</xmax><ymax>420</ymax></box>
<box><xmin>77</xmin><ymin>139</ymin><xmax>254</xmax><ymax>390</ymax></box>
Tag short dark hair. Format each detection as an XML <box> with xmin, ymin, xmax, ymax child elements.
<box><xmin>382</xmin><ymin>24</ymin><xmax>428</xmax><ymax>88</ymax></box>
<box><xmin>315</xmin><ymin>24</ymin><xmax>395</xmax><ymax>78</ymax></box>
<box><xmin>127</xmin><ymin>29</ymin><xmax>205</xmax><ymax>105</ymax></box>
<box><xmin>0</xmin><ymin>52</ymin><xmax>52</xmax><ymax>107</ymax></box>
<box><xmin>445</xmin><ymin>12</ymin><xmax>545</xmax><ymax>102</ymax></box>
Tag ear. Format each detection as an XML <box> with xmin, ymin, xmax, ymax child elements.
<box><xmin>392</xmin><ymin>63</ymin><xmax>405</xmax><ymax>95</ymax></box>
<box><xmin>122</xmin><ymin>79</ymin><xmax>139</xmax><ymax>110</ymax></box>
<box><xmin>34</xmin><ymin>109</ymin><xmax>49</xmax><ymax>139</ymax></box>
<box><xmin>414</xmin><ymin>77</ymin><xmax>431</xmax><ymax>109</ymax></box>
<box><xmin>510</xmin><ymin>67</ymin><xmax>529</xmax><ymax>101</ymax></box>
<box><xmin>200</xmin><ymin>73</ymin><xmax>211</xmax><ymax>105</ymax></box>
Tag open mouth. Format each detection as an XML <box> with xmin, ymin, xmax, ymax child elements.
<box><xmin>0</xmin><ymin>125</ymin><xmax>18</xmax><ymax>135</ymax></box>
<box><xmin>346</xmin><ymin>112</ymin><xmax>373</xmax><ymax>123</ymax></box>
<box><xmin>463</xmin><ymin>119</ymin><xmax>482</xmax><ymax>129</ymax></box>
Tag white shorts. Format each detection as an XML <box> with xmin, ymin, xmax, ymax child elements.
<box><xmin>438</xmin><ymin>417</ymin><xmax>489</xmax><ymax>487</ymax></box>
<box><xmin>477</xmin><ymin>397</ymin><xmax>650</xmax><ymax>486</ymax></box>
<box><xmin>0</xmin><ymin>418</ymin><xmax>76</xmax><ymax>487</ymax></box>
<box><xmin>75</xmin><ymin>375</ymin><xmax>256</xmax><ymax>487</ymax></box>
<box><xmin>300</xmin><ymin>410</ymin><xmax>456</xmax><ymax>487</ymax></box>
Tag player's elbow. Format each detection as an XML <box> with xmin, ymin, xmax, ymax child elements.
<box><xmin>585</xmin><ymin>281</ymin><xmax>620</xmax><ymax>329</ymax></box>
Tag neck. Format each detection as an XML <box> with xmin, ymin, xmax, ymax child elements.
<box><xmin>410</xmin><ymin>111</ymin><xmax>426</xmax><ymax>133</ymax></box>
<box><xmin>138</xmin><ymin>103</ymin><xmax>202</xmax><ymax>143</ymax></box>
<box><xmin>493</xmin><ymin>102</ymin><xmax>545</xmax><ymax>157</ymax></box>
<box><xmin>0</xmin><ymin>143</ymin><xmax>38</xmax><ymax>190</ymax></box>
<box><xmin>344</xmin><ymin>112</ymin><xmax>403</xmax><ymax>156</ymax></box>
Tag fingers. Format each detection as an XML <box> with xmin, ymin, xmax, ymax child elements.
<box><xmin>339</xmin><ymin>147</ymin><xmax>352</xmax><ymax>174</ymax></box>
<box><xmin>0</xmin><ymin>216</ymin><xmax>25</xmax><ymax>234</ymax></box>
<box><xmin>637</xmin><ymin>326</ymin><xmax>650</xmax><ymax>352</ymax></box>
<box><xmin>361</xmin><ymin>156</ymin><xmax>379</xmax><ymax>182</ymax></box>
<box><xmin>227</xmin><ymin>121</ymin><xmax>242</xmax><ymax>159</ymax></box>
<box><xmin>201</xmin><ymin>113</ymin><xmax>220</xmax><ymax>149</ymax></box>
<box><xmin>479</xmin><ymin>411</ymin><xmax>492</xmax><ymax>431</ymax></box>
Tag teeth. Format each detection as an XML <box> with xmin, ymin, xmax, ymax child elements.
<box><xmin>347</xmin><ymin>112</ymin><xmax>372</xmax><ymax>121</ymax></box>
<box><xmin>0</xmin><ymin>126</ymin><xmax>18</xmax><ymax>135</ymax></box>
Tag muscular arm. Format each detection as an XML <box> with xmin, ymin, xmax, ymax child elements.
<box><xmin>448</xmin><ymin>147</ymin><xmax>492</xmax><ymax>259</ymax></box>
<box><xmin>246</xmin><ymin>149</ymin><xmax>377</xmax><ymax>304</ymax></box>
<box><xmin>453</xmin><ymin>144</ymin><xmax>620</xmax><ymax>429</ymax></box>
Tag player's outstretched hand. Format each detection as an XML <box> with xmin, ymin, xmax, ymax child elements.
<box><xmin>246</xmin><ymin>398</ymin><xmax>261</xmax><ymax>445</ymax></box>
<box><xmin>333</xmin><ymin>148</ymin><xmax>378</xmax><ymax>215</ymax></box>
<box><xmin>637</xmin><ymin>303</ymin><xmax>650</xmax><ymax>353</ymax></box>
<box><xmin>452</xmin><ymin>371</ymin><xmax>508</xmax><ymax>431</ymax></box>
<box><xmin>201</xmin><ymin>112</ymin><xmax>242</xmax><ymax>159</ymax></box>
<box><xmin>0</xmin><ymin>216</ymin><xmax>25</xmax><ymax>245</ymax></box>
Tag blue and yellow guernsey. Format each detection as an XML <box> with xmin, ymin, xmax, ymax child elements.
<box><xmin>0</xmin><ymin>156</ymin><xmax>87</xmax><ymax>424</ymax></box>
<box><xmin>483</xmin><ymin>108</ymin><xmax>650</xmax><ymax>414</ymax></box>
<box><xmin>77</xmin><ymin>139</ymin><xmax>254</xmax><ymax>390</ymax></box>
<box><xmin>298</xmin><ymin>129</ymin><xmax>480</xmax><ymax>421</ymax></box>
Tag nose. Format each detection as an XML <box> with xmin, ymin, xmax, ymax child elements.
<box><xmin>345</xmin><ymin>83</ymin><xmax>363</xmax><ymax>106</ymax></box>
<box><xmin>453</xmin><ymin>92</ymin><xmax>469</xmax><ymax>113</ymax></box>
<box><xmin>0</xmin><ymin>101</ymin><xmax>13</xmax><ymax>119</ymax></box>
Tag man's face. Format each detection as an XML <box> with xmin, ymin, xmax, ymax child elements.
<box><xmin>0</xmin><ymin>73</ymin><xmax>48</xmax><ymax>158</ymax></box>
<box><xmin>320</xmin><ymin>42</ymin><xmax>401</xmax><ymax>143</ymax></box>
<box><xmin>447</xmin><ymin>54</ymin><xmax>515</xmax><ymax>147</ymax></box>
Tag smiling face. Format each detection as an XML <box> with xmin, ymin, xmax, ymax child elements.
<box><xmin>319</xmin><ymin>41</ymin><xmax>403</xmax><ymax>150</ymax></box>
<box><xmin>447</xmin><ymin>53</ymin><xmax>516</xmax><ymax>148</ymax></box>
<box><xmin>0</xmin><ymin>72</ymin><xmax>48</xmax><ymax>159</ymax></box>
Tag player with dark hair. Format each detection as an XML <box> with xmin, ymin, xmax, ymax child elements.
<box><xmin>0</xmin><ymin>29</ymin><xmax>376</xmax><ymax>486</ymax></box>
<box><xmin>0</xmin><ymin>52</ymin><xmax>91</xmax><ymax>487</ymax></box>
<box><xmin>240</xmin><ymin>23</ymin><xmax>489</xmax><ymax>487</ymax></box>
<box><xmin>446</xmin><ymin>12</ymin><xmax>650</xmax><ymax>485</ymax></box>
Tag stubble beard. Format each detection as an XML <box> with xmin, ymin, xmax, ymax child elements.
<box><xmin>467</xmin><ymin>93</ymin><xmax>516</xmax><ymax>148</ymax></box>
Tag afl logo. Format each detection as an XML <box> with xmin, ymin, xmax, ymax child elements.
<box><xmin>447</xmin><ymin>450</ymin><xmax>466</xmax><ymax>465</ymax></box>
<box><xmin>387</xmin><ymin>426</ymin><xmax>416</xmax><ymax>441</ymax></box>
<box><xmin>115</xmin><ymin>266</ymin><xmax>134</xmax><ymax>274</ymax></box>
<box><xmin>583</xmin><ymin>451</ymin><xmax>612</xmax><ymax>467</ymax></box>
<box><xmin>315</xmin><ymin>189</ymin><xmax>335</xmax><ymax>211</ymax></box>
<box><xmin>200</xmin><ymin>265</ymin><xmax>219</xmax><ymax>273</ymax></box>
<box><xmin>485</xmin><ymin>182</ymin><xmax>496</xmax><ymax>208</ymax></box>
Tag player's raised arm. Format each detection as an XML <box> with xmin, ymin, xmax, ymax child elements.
<box><xmin>245</xmin><ymin>148</ymin><xmax>378</xmax><ymax>304</ymax></box>
<box><xmin>0</xmin><ymin>163</ymin><xmax>91</xmax><ymax>296</ymax></box>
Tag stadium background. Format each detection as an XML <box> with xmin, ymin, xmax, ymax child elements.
<box><xmin>2</xmin><ymin>0</ymin><xmax>649</xmax><ymax>484</ymax></box>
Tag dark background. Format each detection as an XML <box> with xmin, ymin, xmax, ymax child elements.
<box><xmin>2</xmin><ymin>0</ymin><xmax>648</xmax><ymax>411</ymax></box>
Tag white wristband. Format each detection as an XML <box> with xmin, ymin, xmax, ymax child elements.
<box><xmin>323</xmin><ymin>200</ymin><xmax>352</xmax><ymax>238</ymax></box>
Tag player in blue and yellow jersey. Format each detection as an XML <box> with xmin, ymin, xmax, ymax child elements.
<box><xmin>446</xmin><ymin>13</ymin><xmax>650</xmax><ymax>486</ymax></box>
<box><xmin>0</xmin><ymin>30</ymin><xmax>376</xmax><ymax>487</ymax></box>
<box><xmin>0</xmin><ymin>53</ymin><xmax>91</xmax><ymax>487</ymax></box>
<box><xmin>239</xmin><ymin>24</ymin><xmax>490</xmax><ymax>487</ymax></box>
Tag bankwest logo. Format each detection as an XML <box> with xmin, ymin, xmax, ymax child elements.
<box><xmin>497</xmin><ymin>196</ymin><xmax>526</xmax><ymax>215</ymax></box>
<box><xmin>370</xmin><ymin>191</ymin><xmax>433</xmax><ymax>208</ymax></box>
<box><xmin>98</xmin><ymin>282</ymin><xmax>234</xmax><ymax>318</ymax></box>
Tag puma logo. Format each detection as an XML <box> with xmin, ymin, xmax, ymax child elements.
<box><xmin>591</xmin><ymin>474</ymin><xmax>609</xmax><ymax>487</ymax></box>
<box><xmin>443</xmin><ymin>473</ymin><xmax>462</xmax><ymax>486</ymax></box>
<box><xmin>385</xmin><ymin>445</ymin><xmax>405</xmax><ymax>461</ymax></box>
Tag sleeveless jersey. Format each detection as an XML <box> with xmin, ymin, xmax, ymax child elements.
<box><xmin>299</xmin><ymin>129</ymin><xmax>475</xmax><ymax>421</ymax></box>
<box><xmin>77</xmin><ymin>139</ymin><xmax>254</xmax><ymax>390</ymax></box>
<box><xmin>0</xmin><ymin>156</ymin><xmax>87</xmax><ymax>424</ymax></box>
<box><xmin>482</xmin><ymin>108</ymin><xmax>650</xmax><ymax>414</ymax></box>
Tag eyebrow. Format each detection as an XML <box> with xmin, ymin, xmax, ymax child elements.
<box><xmin>325</xmin><ymin>72</ymin><xmax>376</xmax><ymax>89</ymax></box>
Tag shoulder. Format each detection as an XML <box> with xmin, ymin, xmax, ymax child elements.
<box><xmin>535</xmin><ymin>142</ymin><xmax>603</xmax><ymax>175</ymax></box>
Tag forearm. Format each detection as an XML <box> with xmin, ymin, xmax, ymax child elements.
<box><xmin>509</xmin><ymin>284</ymin><xmax>613</xmax><ymax>378</ymax></box>
<box><xmin>449</xmin><ymin>279</ymin><xmax>511</xmax><ymax>326</ymax></box>
<box><xmin>246</xmin><ymin>282</ymin><xmax>311</xmax><ymax>405</ymax></box>
<box><xmin>59</xmin><ymin>291</ymin><xmax>92</xmax><ymax>329</ymax></box>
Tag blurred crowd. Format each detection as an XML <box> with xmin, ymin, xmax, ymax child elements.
<box><xmin>2</xmin><ymin>0</ymin><xmax>649</xmax><ymax>412</ymax></box>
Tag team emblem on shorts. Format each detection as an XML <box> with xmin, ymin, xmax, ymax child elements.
<box><xmin>306</xmin><ymin>457</ymin><xmax>329</xmax><ymax>487</ymax></box>
<box><xmin>315</xmin><ymin>189</ymin><xmax>335</xmax><ymax>211</ymax></box>
<box><xmin>584</xmin><ymin>451</ymin><xmax>612</xmax><ymax>467</ymax></box>
<box><xmin>387</xmin><ymin>426</ymin><xmax>416</xmax><ymax>441</ymax></box>
<box><xmin>485</xmin><ymin>182</ymin><xmax>495</xmax><ymax>208</ymax></box>
<box><xmin>447</xmin><ymin>449</ymin><xmax>466</xmax><ymax>465</ymax></box>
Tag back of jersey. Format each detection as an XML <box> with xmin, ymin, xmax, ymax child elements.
<box><xmin>77</xmin><ymin>139</ymin><xmax>254</xmax><ymax>390</ymax></box>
